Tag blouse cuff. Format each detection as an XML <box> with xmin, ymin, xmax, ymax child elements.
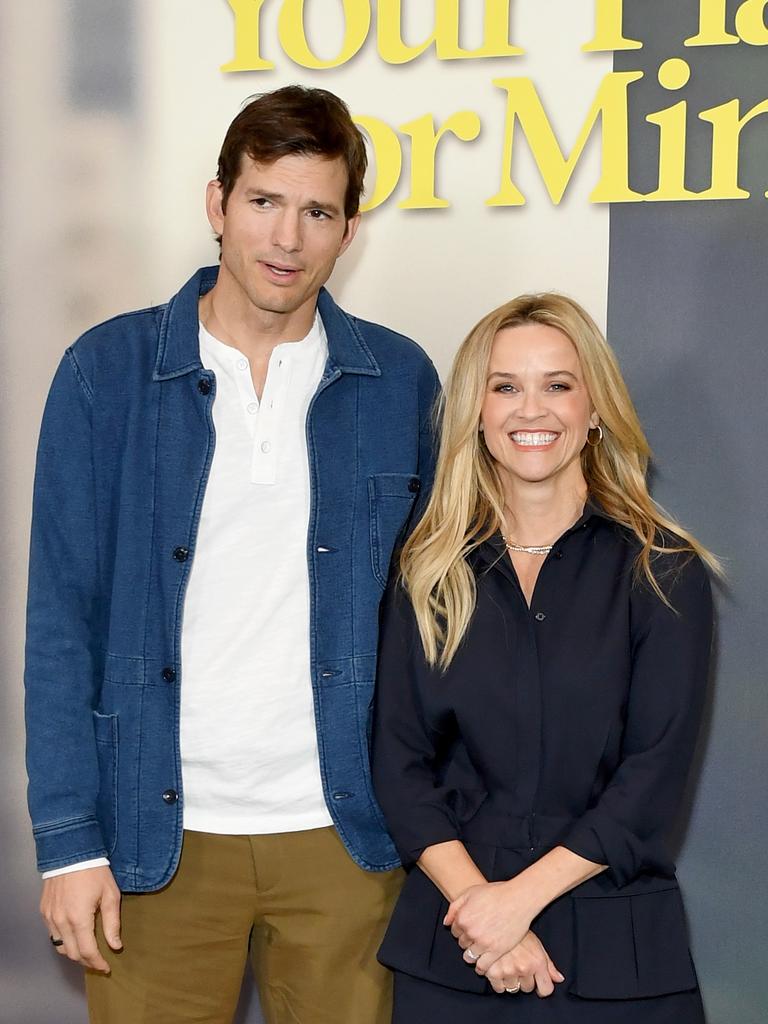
<box><xmin>561</xmin><ymin>812</ymin><xmax>645</xmax><ymax>889</ymax></box>
<box><xmin>388</xmin><ymin>806</ymin><xmax>461</xmax><ymax>867</ymax></box>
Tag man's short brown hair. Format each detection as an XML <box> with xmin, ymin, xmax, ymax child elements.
<box><xmin>217</xmin><ymin>86</ymin><xmax>368</xmax><ymax>221</ymax></box>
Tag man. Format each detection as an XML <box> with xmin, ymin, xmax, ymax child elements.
<box><xmin>25</xmin><ymin>86</ymin><xmax>440</xmax><ymax>1024</ymax></box>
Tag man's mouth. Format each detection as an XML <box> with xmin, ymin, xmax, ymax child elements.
<box><xmin>261</xmin><ymin>261</ymin><xmax>301</xmax><ymax>278</ymax></box>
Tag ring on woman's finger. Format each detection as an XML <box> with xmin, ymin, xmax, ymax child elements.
<box><xmin>49</xmin><ymin>936</ymin><xmax>65</xmax><ymax>947</ymax></box>
<box><xmin>505</xmin><ymin>983</ymin><xmax>521</xmax><ymax>993</ymax></box>
<box><xmin>465</xmin><ymin>948</ymin><xmax>480</xmax><ymax>961</ymax></box>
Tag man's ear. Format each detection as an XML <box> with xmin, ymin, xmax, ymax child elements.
<box><xmin>206</xmin><ymin>180</ymin><xmax>226</xmax><ymax>237</ymax></box>
<box><xmin>338</xmin><ymin>212</ymin><xmax>361</xmax><ymax>256</ymax></box>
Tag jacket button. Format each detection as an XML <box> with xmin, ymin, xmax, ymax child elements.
<box><xmin>173</xmin><ymin>546</ymin><xmax>189</xmax><ymax>562</ymax></box>
<box><xmin>534</xmin><ymin>612</ymin><xmax>546</xmax><ymax>622</ymax></box>
<box><xmin>162</xmin><ymin>667</ymin><xmax>176</xmax><ymax>683</ymax></box>
<box><xmin>554</xmin><ymin>550</ymin><xmax>564</xmax><ymax>560</ymax></box>
<box><xmin>162</xmin><ymin>789</ymin><xmax>179</xmax><ymax>804</ymax></box>
<box><xmin>408</xmin><ymin>477</ymin><xmax>420</xmax><ymax>494</ymax></box>
<box><xmin>197</xmin><ymin>378</ymin><xmax>211</xmax><ymax>395</ymax></box>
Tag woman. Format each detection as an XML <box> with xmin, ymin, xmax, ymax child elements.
<box><xmin>371</xmin><ymin>294</ymin><xmax>717</xmax><ymax>1022</ymax></box>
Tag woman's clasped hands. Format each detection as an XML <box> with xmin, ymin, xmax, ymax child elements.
<box><xmin>443</xmin><ymin>880</ymin><xmax>565</xmax><ymax>997</ymax></box>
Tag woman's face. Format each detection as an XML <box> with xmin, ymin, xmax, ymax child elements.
<box><xmin>479</xmin><ymin>323</ymin><xmax>599</xmax><ymax>492</ymax></box>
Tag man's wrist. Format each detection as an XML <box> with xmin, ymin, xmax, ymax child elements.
<box><xmin>42</xmin><ymin>857</ymin><xmax>110</xmax><ymax>880</ymax></box>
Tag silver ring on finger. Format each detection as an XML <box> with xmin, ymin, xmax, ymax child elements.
<box><xmin>465</xmin><ymin>948</ymin><xmax>480</xmax><ymax>962</ymax></box>
<box><xmin>505</xmin><ymin>983</ymin><xmax>521</xmax><ymax>993</ymax></box>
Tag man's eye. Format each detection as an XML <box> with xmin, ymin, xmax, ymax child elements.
<box><xmin>250</xmin><ymin>197</ymin><xmax>271</xmax><ymax>208</ymax></box>
<box><xmin>308</xmin><ymin>209</ymin><xmax>330</xmax><ymax>219</ymax></box>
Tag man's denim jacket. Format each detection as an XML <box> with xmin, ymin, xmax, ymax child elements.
<box><xmin>25</xmin><ymin>266</ymin><xmax>440</xmax><ymax>891</ymax></box>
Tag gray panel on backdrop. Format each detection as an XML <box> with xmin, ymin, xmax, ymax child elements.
<box><xmin>608</xmin><ymin>4</ymin><xmax>768</xmax><ymax>1023</ymax></box>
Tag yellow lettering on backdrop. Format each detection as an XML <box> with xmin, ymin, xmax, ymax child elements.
<box><xmin>644</xmin><ymin>59</ymin><xmax>702</xmax><ymax>200</ymax></box>
<box><xmin>685</xmin><ymin>0</ymin><xmax>739</xmax><ymax>46</ymax></box>
<box><xmin>487</xmin><ymin>72</ymin><xmax>644</xmax><ymax>206</ymax></box>
<box><xmin>354</xmin><ymin>115</ymin><xmax>403</xmax><ymax>213</ymax></box>
<box><xmin>277</xmin><ymin>0</ymin><xmax>369</xmax><ymax>69</ymax></box>
<box><xmin>377</xmin><ymin>0</ymin><xmax>523</xmax><ymax>64</ymax></box>
<box><xmin>398</xmin><ymin>112</ymin><xmax>482</xmax><ymax>208</ymax></box>
<box><xmin>699</xmin><ymin>97</ymin><xmax>768</xmax><ymax>198</ymax></box>
<box><xmin>582</xmin><ymin>0</ymin><xmax>642</xmax><ymax>52</ymax></box>
<box><xmin>221</xmin><ymin>0</ymin><xmax>274</xmax><ymax>72</ymax></box>
<box><xmin>734</xmin><ymin>0</ymin><xmax>768</xmax><ymax>44</ymax></box>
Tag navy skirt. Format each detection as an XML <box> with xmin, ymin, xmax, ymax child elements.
<box><xmin>393</xmin><ymin>971</ymin><xmax>705</xmax><ymax>1024</ymax></box>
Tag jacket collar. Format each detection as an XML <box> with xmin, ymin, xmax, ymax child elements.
<box><xmin>153</xmin><ymin>266</ymin><xmax>381</xmax><ymax>381</ymax></box>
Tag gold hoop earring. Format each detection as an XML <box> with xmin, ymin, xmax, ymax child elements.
<box><xmin>586</xmin><ymin>425</ymin><xmax>603</xmax><ymax>447</ymax></box>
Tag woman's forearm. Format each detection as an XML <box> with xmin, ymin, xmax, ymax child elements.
<box><xmin>417</xmin><ymin>840</ymin><xmax>487</xmax><ymax>901</ymax></box>
<box><xmin>443</xmin><ymin>845</ymin><xmax>607</xmax><ymax>963</ymax></box>
<box><xmin>420</xmin><ymin>841</ymin><xmax>606</xmax><ymax>913</ymax></box>
<box><xmin>510</xmin><ymin>846</ymin><xmax>607</xmax><ymax>919</ymax></box>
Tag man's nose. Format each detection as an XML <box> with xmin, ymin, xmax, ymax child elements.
<box><xmin>272</xmin><ymin>209</ymin><xmax>303</xmax><ymax>253</ymax></box>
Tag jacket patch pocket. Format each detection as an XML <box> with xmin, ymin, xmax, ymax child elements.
<box><xmin>93</xmin><ymin>711</ymin><xmax>119</xmax><ymax>858</ymax></box>
<box><xmin>368</xmin><ymin>473</ymin><xmax>419</xmax><ymax>588</ymax></box>
<box><xmin>569</xmin><ymin>887</ymin><xmax>697</xmax><ymax>999</ymax></box>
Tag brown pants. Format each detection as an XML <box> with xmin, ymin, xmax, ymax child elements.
<box><xmin>86</xmin><ymin>828</ymin><xmax>403</xmax><ymax>1024</ymax></box>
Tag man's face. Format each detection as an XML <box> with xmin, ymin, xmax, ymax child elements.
<box><xmin>206</xmin><ymin>152</ymin><xmax>359</xmax><ymax>322</ymax></box>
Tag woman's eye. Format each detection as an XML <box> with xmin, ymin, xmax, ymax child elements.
<box><xmin>548</xmin><ymin>382</ymin><xmax>571</xmax><ymax>391</ymax></box>
<box><xmin>494</xmin><ymin>383</ymin><xmax>516</xmax><ymax>394</ymax></box>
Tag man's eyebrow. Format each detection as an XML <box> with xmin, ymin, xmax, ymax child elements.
<box><xmin>305</xmin><ymin>198</ymin><xmax>342</xmax><ymax>214</ymax></box>
<box><xmin>244</xmin><ymin>188</ymin><xmax>283</xmax><ymax>201</ymax></box>
<box><xmin>243</xmin><ymin>188</ymin><xmax>341</xmax><ymax>215</ymax></box>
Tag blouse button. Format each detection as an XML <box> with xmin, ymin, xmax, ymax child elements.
<box><xmin>534</xmin><ymin>612</ymin><xmax>546</xmax><ymax>622</ymax></box>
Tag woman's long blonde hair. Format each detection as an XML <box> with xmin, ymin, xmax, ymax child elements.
<box><xmin>401</xmin><ymin>293</ymin><xmax>720</xmax><ymax>669</ymax></box>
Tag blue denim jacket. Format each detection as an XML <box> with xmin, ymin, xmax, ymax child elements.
<box><xmin>25</xmin><ymin>266</ymin><xmax>440</xmax><ymax>890</ymax></box>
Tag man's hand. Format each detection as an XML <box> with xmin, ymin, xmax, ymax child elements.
<box><xmin>41</xmin><ymin>866</ymin><xmax>122</xmax><ymax>973</ymax></box>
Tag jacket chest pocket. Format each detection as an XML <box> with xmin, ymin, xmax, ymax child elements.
<box><xmin>569</xmin><ymin>884</ymin><xmax>698</xmax><ymax>999</ymax></box>
<box><xmin>368</xmin><ymin>473</ymin><xmax>420</xmax><ymax>588</ymax></box>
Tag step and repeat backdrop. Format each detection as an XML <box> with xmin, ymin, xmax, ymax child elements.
<box><xmin>1</xmin><ymin>2</ymin><xmax>766</xmax><ymax>1021</ymax></box>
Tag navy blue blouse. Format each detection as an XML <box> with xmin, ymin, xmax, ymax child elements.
<box><xmin>371</xmin><ymin>505</ymin><xmax>714</xmax><ymax>1001</ymax></box>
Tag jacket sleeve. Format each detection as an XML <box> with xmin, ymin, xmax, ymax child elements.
<box><xmin>24</xmin><ymin>349</ymin><xmax>108</xmax><ymax>871</ymax></box>
<box><xmin>561</xmin><ymin>552</ymin><xmax>714</xmax><ymax>887</ymax></box>
<box><xmin>372</xmin><ymin>582</ymin><xmax>462</xmax><ymax>866</ymax></box>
